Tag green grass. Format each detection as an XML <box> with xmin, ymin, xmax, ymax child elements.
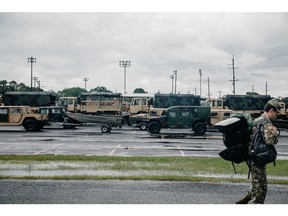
<box><xmin>0</xmin><ymin>155</ymin><xmax>288</xmax><ymax>184</ymax></box>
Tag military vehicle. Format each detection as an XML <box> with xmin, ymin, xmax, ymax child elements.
<box><xmin>58</xmin><ymin>93</ymin><xmax>127</xmax><ymax>115</ymax></box>
<box><xmin>202</xmin><ymin>98</ymin><xmax>233</xmax><ymax>126</ymax></box>
<box><xmin>2</xmin><ymin>91</ymin><xmax>77</xmax><ymax>128</ymax></box>
<box><xmin>0</xmin><ymin>95</ymin><xmax>3</xmax><ymax>106</ymax></box>
<box><xmin>57</xmin><ymin>96</ymin><xmax>78</xmax><ymax>112</ymax></box>
<box><xmin>0</xmin><ymin>106</ymin><xmax>48</xmax><ymax>131</ymax></box>
<box><xmin>224</xmin><ymin>94</ymin><xmax>271</xmax><ymax>112</ymax></box>
<box><xmin>147</xmin><ymin>106</ymin><xmax>211</xmax><ymax>134</ymax></box>
<box><xmin>129</xmin><ymin>113</ymin><xmax>151</xmax><ymax>130</ymax></box>
<box><xmin>3</xmin><ymin>91</ymin><xmax>56</xmax><ymax>107</ymax></box>
<box><xmin>154</xmin><ymin>93</ymin><xmax>201</xmax><ymax>108</ymax></box>
<box><xmin>202</xmin><ymin>94</ymin><xmax>273</xmax><ymax>125</ymax></box>
<box><xmin>58</xmin><ymin>93</ymin><xmax>204</xmax><ymax>130</ymax></box>
<box><xmin>59</xmin><ymin>93</ymin><xmax>201</xmax><ymax>115</ymax></box>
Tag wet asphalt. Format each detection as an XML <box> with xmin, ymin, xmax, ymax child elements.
<box><xmin>1</xmin><ymin>179</ymin><xmax>288</xmax><ymax>204</ymax></box>
<box><xmin>1</xmin><ymin>125</ymin><xmax>288</xmax><ymax>204</ymax></box>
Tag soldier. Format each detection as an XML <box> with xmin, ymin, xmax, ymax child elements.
<box><xmin>235</xmin><ymin>99</ymin><xmax>281</xmax><ymax>204</ymax></box>
<box><xmin>121</xmin><ymin>109</ymin><xmax>131</xmax><ymax>126</ymax></box>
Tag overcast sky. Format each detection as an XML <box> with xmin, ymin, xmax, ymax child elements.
<box><xmin>1</xmin><ymin>11</ymin><xmax>288</xmax><ymax>98</ymax></box>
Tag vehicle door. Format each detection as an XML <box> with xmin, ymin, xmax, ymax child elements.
<box><xmin>180</xmin><ymin>109</ymin><xmax>194</xmax><ymax>128</ymax></box>
<box><xmin>166</xmin><ymin>109</ymin><xmax>180</xmax><ymax>128</ymax></box>
<box><xmin>50</xmin><ymin>108</ymin><xmax>64</xmax><ymax>122</ymax></box>
<box><xmin>9</xmin><ymin>108</ymin><xmax>22</xmax><ymax>123</ymax></box>
<box><xmin>130</xmin><ymin>98</ymin><xmax>147</xmax><ymax>114</ymax></box>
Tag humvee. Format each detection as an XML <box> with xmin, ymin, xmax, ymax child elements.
<box><xmin>0</xmin><ymin>106</ymin><xmax>48</xmax><ymax>131</ymax></box>
<box><xmin>147</xmin><ymin>106</ymin><xmax>211</xmax><ymax>134</ymax></box>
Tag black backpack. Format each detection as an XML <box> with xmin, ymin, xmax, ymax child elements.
<box><xmin>250</xmin><ymin>122</ymin><xmax>277</xmax><ymax>166</ymax></box>
<box><xmin>215</xmin><ymin>113</ymin><xmax>254</xmax><ymax>173</ymax></box>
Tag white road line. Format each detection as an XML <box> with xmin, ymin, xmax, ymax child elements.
<box><xmin>178</xmin><ymin>146</ymin><xmax>185</xmax><ymax>157</ymax></box>
<box><xmin>33</xmin><ymin>144</ymin><xmax>64</xmax><ymax>155</ymax></box>
<box><xmin>109</xmin><ymin>144</ymin><xmax>121</xmax><ymax>156</ymax></box>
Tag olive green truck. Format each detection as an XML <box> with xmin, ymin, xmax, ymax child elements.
<box><xmin>147</xmin><ymin>106</ymin><xmax>211</xmax><ymax>134</ymax></box>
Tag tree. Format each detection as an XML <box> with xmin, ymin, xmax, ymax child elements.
<box><xmin>133</xmin><ymin>88</ymin><xmax>147</xmax><ymax>93</ymax></box>
<box><xmin>58</xmin><ymin>87</ymin><xmax>87</xmax><ymax>97</ymax></box>
<box><xmin>0</xmin><ymin>80</ymin><xmax>7</xmax><ymax>95</ymax></box>
<box><xmin>0</xmin><ymin>80</ymin><xmax>32</xmax><ymax>93</ymax></box>
<box><xmin>18</xmin><ymin>83</ymin><xmax>31</xmax><ymax>91</ymax></box>
<box><xmin>89</xmin><ymin>86</ymin><xmax>113</xmax><ymax>93</ymax></box>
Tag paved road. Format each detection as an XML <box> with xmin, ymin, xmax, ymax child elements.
<box><xmin>1</xmin><ymin>179</ymin><xmax>288</xmax><ymax>204</ymax></box>
<box><xmin>1</xmin><ymin>125</ymin><xmax>288</xmax><ymax>159</ymax></box>
<box><xmin>0</xmin><ymin>125</ymin><xmax>225</xmax><ymax>157</ymax></box>
<box><xmin>1</xmin><ymin>126</ymin><xmax>288</xmax><ymax>206</ymax></box>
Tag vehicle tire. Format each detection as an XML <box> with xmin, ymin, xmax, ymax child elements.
<box><xmin>101</xmin><ymin>125</ymin><xmax>110</xmax><ymax>133</ymax></box>
<box><xmin>139</xmin><ymin>122</ymin><xmax>148</xmax><ymax>130</ymax></box>
<box><xmin>23</xmin><ymin>119</ymin><xmax>37</xmax><ymax>132</ymax></box>
<box><xmin>193</xmin><ymin>122</ymin><xmax>206</xmax><ymax>134</ymax></box>
<box><xmin>148</xmin><ymin>121</ymin><xmax>161</xmax><ymax>134</ymax></box>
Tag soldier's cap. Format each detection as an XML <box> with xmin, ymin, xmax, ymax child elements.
<box><xmin>267</xmin><ymin>99</ymin><xmax>281</xmax><ymax>112</ymax></box>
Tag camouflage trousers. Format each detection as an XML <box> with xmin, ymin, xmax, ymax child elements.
<box><xmin>247</xmin><ymin>164</ymin><xmax>267</xmax><ymax>204</ymax></box>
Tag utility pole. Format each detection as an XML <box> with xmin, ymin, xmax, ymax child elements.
<box><xmin>170</xmin><ymin>74</ymin><xmax>174</xmax><ymax>94</ymax></box>
<box><xmin>207</xmin><ymin>77</ymin><xmax>211</xmax><ymax>99</ymax></box>
<box><xmin>265</xmin><ymin>81</ymin><xmax>268</xmax><ymax>95</ymax></box>
<box><xmin>229</xmin><ymin>55</ymin><xmax>239</xmax><ymax>95</ymax></box>
<box><xmin>83</xmin><ymin>77</ymin><xmax>89</xmax><ymax>91</ymax></box>
<box><xmin>199</xmin><ymin>69</ymin><xmax>202</xmax><ymax>97</ymax></box>
<box><xmin>27</xmin><ymin>56</ymin><xmax>36</xmax><ymax>92</ymax></box>
<box><xmin>173</xmin><ymin>70</ymin><xmax>177</xmax><ymax>94</ymax></box>
<box><xmin>119</xmin><ymin>60</ymin><xmax>131</xmax><ymax>101</ymax></box>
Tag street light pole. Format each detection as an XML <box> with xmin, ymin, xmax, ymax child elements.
<box><xmin>173</xmin><ymin>70</ymin><xmax>177</xmax><ymax>94</ymax></box>
<box><xmin>27</xmin><ymin>56</ymin><xmax>36</xmax><ymax>92</ymax></box>
<box><xmin>119</xmin><ymin>60</ymin><xmax>131</xmax><ymax>101</ymax></box>
<box><xmin>170</xmin><ymin>74</ymin><xmax>174</xmax><ymax>94</ymax></box>
<box><xmin>199</xmin><ymin>69</ymin><xmax>202</xmax><ymax>97</ymax></box>
<box><xmin>83</xmin><ymin>77</ymin><xmax>89</xmax><ymax>91</ymax></box>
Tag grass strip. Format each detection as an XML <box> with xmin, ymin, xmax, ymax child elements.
<box><xmin>0</xmin><ymin>155</ymin><xmax>288</xmax><ymax>184</ymax></box>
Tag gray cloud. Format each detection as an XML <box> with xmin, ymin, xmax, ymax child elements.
<box><xmin>0</xmin><ymin>12</ymin><xmax>288</xmax><ymax>97</ymax></box>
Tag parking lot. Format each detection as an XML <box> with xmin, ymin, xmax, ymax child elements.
<box><xmin>1</xmin><ymin>124</ymin><xmax>288</xmax><ymax>159</ymax></box>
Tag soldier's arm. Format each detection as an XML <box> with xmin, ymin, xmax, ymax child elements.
<box><xmin>263</xmin><ymin>123</ymin><xmax>279</xmax><ymax>145</ymax></box>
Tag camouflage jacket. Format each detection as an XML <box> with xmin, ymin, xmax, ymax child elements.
<box><xmin>252</xmin><ymin>114</ymin><xmax>279</xmax><ymax>145</ymax></box>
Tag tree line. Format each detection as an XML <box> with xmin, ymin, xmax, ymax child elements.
<box><xmin>0</xmin><ymin>80</ymin><xmax>147</xmax><ymax>97</ymax></box>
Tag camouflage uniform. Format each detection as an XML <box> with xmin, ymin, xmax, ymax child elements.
<box><xmin>246</xmin><ymin>114</ymin><xmax>279</xmax><ymax>204</ymax></box>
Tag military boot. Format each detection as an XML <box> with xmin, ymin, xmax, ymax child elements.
<box><xmin>235</xmin><ymin>195</ymin><xmax>251</xmax><ymax>204</ymax></box>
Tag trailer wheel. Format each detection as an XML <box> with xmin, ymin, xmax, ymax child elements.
<box><xmin>148</xmin><ymin>121</ymin><xmax>161</xmax><ymax>134</ymax></box>
<box><xmin>193</xmin><ymin>122</ymin><xmax>206</xmax><ymax>134</ymax></box>
<box><xmin>101</xmin><ymin>125</ymin><xmax>111</xmax><ymax>133</ymax></box>
<box><xmin>139</xmin><ymin>122</ymin><xmax>148</xmax><ymax>130</ymax></box>
<box><xmin>23</xmin><ymin>119</ymin><xmax>37</xmax><ymax>132</ymax></box>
